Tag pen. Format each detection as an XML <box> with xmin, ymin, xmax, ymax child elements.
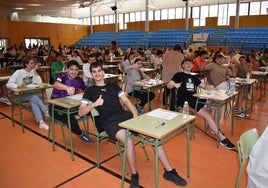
<box><xmin>155</xmin><ymin>122</ymin><xmax>166</xmax><ymax>128</ymax></box>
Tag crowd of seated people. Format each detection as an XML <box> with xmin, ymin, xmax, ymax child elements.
<box><xmin>1</xmin><ymin>41</ymin><xmax>267</xmax><ymax>140</ymax></box>
<box><xmin>1</xmin><ymin>40</ymin><xmax>268</xmax><ymax>187</ymax></box>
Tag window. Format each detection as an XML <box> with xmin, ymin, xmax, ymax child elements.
<box><xmin>261</xmin><ymin>1</ymin><xmax>268</xmax><ymax>15</ymax></box>
<box><xmin>0</xmin><ymin>38</ymin><xmax>9</xmax><ymax>49</ymax></box>
<box><xmin>240</xmin><ymin>3</ymin><xmax>249</xmax><ymax>16</ymax></box>
<box><xmin>168</xmin><ymin>8</ymin><xmax>176</xmax><ymax>19</ymax></box>
<box><xmin>141</xmin><ymin>11</ymin><xmax>146</xmax><ymax>21</ymax></box>
<box><xmin>250</xmin><ymin>2</ymin><xmax>261</xmax><ymax>15</ymax></box>
<box><xmin>135</xmin><ymin>11</ymin><xmax>141</xmax><ymax>21</ymax></box>
<box><xmin>192</xmin><ymin>6</ymin><xmax>200</xmax><ymax>26</ymax></box>
<box><xmin>125</xmin><ymin>13</ymin><xmax>129</xmax><ymax>23</ymax></box>
<box><xmin>24</xmin><ymin>38</ymin><xmax>50</xmax><ymax>48</ymax></box>
<box><xmin>109</xmin><ymin>14</ymin><xmax>114</xmax><ymax>23</ymax></box>
<box><xmin>155</xmin><ymin>10</ymin><xmax>161</xmax><ymax>20</ymax></box>
<box><xmin>175</xmin><ymin>8</ymin><xmax>183</xmax><ymax>19</ymax></box>
<box><xmin>130</xmin><ymin>12</ymin><xmax>135</xmax><ymax>22</ymax></box>
<box><xmin>149</xmin><ymin>10</ymin><xmax>154</xmax><ymax>20</ymax></box>
<box><xmin>200</xmin><ymin>6</ymin><xmax>208</xmax><ymax>26</ymax></box>
<box><xmin>218</xmin><ymin>4</ymin><xmax>228</xmax><ymax>25</ymax></box>
<box><xmin>99</xmin><ymin>16</ymin><xmax>104</xmax><ymax>24</ymax></box>
<box><xmin>161</xmin><ymin>9</ymin><xmax>168</xmax><ymax>20</ymax></box>
<box><xmin>104</xmin><ymin>15</ymin><xmax>109</xmax><ymax>24</ymax></box>
<box><xmin>209</xmin><ymin>5</ymin><xmax>218</xmax><ymax>17</ymax></box>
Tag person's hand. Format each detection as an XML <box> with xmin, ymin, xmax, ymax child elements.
<box><xmin>34</xmin><ymin>63</ymin><xmax>41</xmax><ymax>70</ymax></box>
<box><xmin>18</xmin><ymin>81</ymin><xmax>26</xmax><ymax>88</ymax></box>
<box><xmin>174</xmin><ymin>82</ymin><xmax>182</xmax><ymax>89</ymax></box>
<box><xmin>66</xmin><ymin>86</ymin><xmax>75</xmax><ymax>96</ymax></box>
<box><xmin>94</xmin><ymin>95</ymin><xmax>104</xmax><ymax>107</ymax></box>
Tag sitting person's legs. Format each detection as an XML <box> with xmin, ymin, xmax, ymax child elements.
<box><xmin>197</xmin><ymin>107</ymin><xmax>235</xmax><ymax>150</ymax></box>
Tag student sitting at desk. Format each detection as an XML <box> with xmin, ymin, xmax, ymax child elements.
<box><xmin>167</xmin><ymin>58</ymin><xmax>235</xmax><ymax>150</ymax></box>
<box><xmin>49</xmin><ymin>60</ymin><xmax>93</xmax><ymax>143</ymax></box>
<box><xmin>232</xmin><ymin>55</ymin><xmax>252</xmax><ymax>119</ymax></box>
<box><xmin>6</xmin><ymin>56</ymin><xmax>49</xmax><ymax>130</ymax></box>
<box><xmin>78</xmin><ymin>61</ymin><xmax>187</xmax><ymax>187</ymax></box>
<box><xmin>82</xmin><ymin>53</ymin><xmax>96</xmax><ymax>87</ymax></box>
<box><xmin>124</xmin><ymin>57</ymin><xmax>155</xmax><ymax>114</ymax></box>
<box><xmin>50</xmin><ymin>53</ymin><xmax>64</xmax><ymax>84</ymax></box>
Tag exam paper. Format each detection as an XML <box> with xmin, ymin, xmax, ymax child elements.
<box><xmin>147</xmin><ymin>109</ymin><xmax>177</xmax><ymax>120</ymax></box>
<box><xmin>66</xmin><ymin>93</ymin><xmax>83</xmax><ymax>100</ymax></box>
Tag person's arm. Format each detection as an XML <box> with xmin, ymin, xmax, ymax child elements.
<box><xmin>78</xmin><ymin>95</ymin><xmax>103</xmax><ymax>117</ymax></box>
<box><xmin>82</xmin><ymin>63</ymin><xmax>92</xmax><ymax>79</ymax></box>
<box><xmin>6</xmin><ymin>71</ymin><xmax>21</xmax><ymax>88</ymax></box>
<box><xmin>167</xmin><ymin>80</ymin><xmax>182</xmax><ymax>89</ymax></box>
<box><xmin>53</xmin><ymin>81</ymin><xmax>75</xmax><ymax>96</ymax></box>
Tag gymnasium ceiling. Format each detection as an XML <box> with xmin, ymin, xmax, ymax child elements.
<box><xmin>0</xmin><ymin>0</ymin><xmax>263</xmax><ymax>19</ymax></box>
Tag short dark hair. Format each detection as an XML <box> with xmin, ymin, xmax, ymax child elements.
<box><xmin>22</xmin><ymin>56</ymin><xmax>36</xmax><ymax>68</ymax></box>
<box><xmin>134</xmin><ymin>58</ymin><xmax>142</xmax><ymax>63</ymax></box>
<box><xmin>173</xmin><ymin>44</ymin><xmax>182</xmax><ymax>51</ymax></box>
<box><xmin>181</xmin><ymin>58</ymin><xmax>194</xmax><ymax>67</ymax></box>
<box><xmin>66</xmin><ymin>60</ymin><xmax>80</xmax><ymax>69</ymax></box>
<box><xmin>90</xmin><ymin>61</ymin><xmax>103</xmax><ymax>73</ymax></box>
<box><xmin>215</xmin><ymin>54</ymin><xmax>225</xmax><ymax>59</ymax></box>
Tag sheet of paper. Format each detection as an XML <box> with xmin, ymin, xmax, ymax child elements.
<box><xmin>147</xmin><ymin>109</ymin><xmax>178</xmax><ymax>120</ymax></box>
<box><xmin>66</xmin><ymin>93</ymin><xmax>83</xmax><ymax>100</ymax></box>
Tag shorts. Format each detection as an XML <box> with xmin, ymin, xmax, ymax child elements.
<box><xmin>101</xmin><ymin>111</ymin><xmax>133</xmax><ymax>140</ymax></box>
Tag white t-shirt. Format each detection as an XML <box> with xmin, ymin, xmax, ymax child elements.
<box><xmin>6</xmin><ymin>69</ymin><xmax>42</xmax><ymax>88</ymax></box>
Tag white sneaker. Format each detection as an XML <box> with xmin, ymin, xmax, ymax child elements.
<box><xmin>44</xmin><ymin>111</ymin><xmax>50</xmax><ymax>117</ymax></box>
<box><xmin>247</xmin><ymin>94</ymin><xmax>252</xmax><ymax>100</ymax></box>
<box><xmin>0</xmin><ymin>97</ymin><xmax>11</xmax><ymax>105</ymax></box>
<box><xmin>39</xmin><ymin>120</ymin><xmax>49</xmax><ymax>130</ymax></box>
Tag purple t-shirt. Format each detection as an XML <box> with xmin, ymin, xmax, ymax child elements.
<box><xmin>51</xmin><ymin>72</ymin><xmax>86</xmax><ymax>99</ymax></box>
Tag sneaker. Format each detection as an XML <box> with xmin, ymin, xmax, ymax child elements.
<box><xmin>233</xmin><ymin>106</ymin><xmax>238</xmax><ymax>112</ymax></box>
<box><xmin>235</xmin><ymin>112</ymin><xmax>249</xmax><ymax>119</ymax></box>
<box><xmin>79</xmin><ymin>132</ymin><xmax>94</xmax><ymax>143</ymax></box>
<box><xmin>220</xmin><ymin>138</ymin><xmax>236</xmax><ymax>150</ymax></box>
<box><xmin>39</xmin><ymin>120</ymin><xmax>49</xmax><ymax>130</ymax></box>
<box><xmin>0</xmin><ymin>97</ymin><xmax>11</xmax><ymax>105</ymax></box>
<box><xmin>44</xmin><ymin>110</ymin><xmax>50</xmax><ymax>117</ymax></box>
<box><xmin>242</xmin><ymin>110</ymin><xmax>250</xmax><ymax>118</ymax></box>
<box><xmin>163</xmin><ymin>169</ymin><xmax>187</xmax><ymax>186</ymax></box>
<box><xmin>247</xmin><ymin>94</ymin><xmax>252</xmax><ymax>100</ymax></box>
<box><xmin>130</xmin><ymin>173</ymin><xmax>140</xmax><ymax>188</ymax></box>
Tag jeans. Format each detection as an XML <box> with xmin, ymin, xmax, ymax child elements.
<box><xmin>21</xmin><ymin>94</ymin><xmax>46</xmax><ymax>122</ymax></box>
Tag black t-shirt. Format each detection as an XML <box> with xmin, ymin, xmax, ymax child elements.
<box><xmin>170</xmin><ymin>72</ymin><xmax>204</xmax><ymax>111</ymax></box>
<box><xmin>83</xmin><ymin>83</ymin><xmax>127</xmax><ymax>121</ymax></box>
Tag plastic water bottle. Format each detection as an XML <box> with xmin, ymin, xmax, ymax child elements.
<box><xmin>246</xmin><ymin>72</ymin><xmax>250</xmax><ymax>82</ymax></box>
<box><xmin>155</xmin><ymin>73</ymin><xmax>160</xmax><ymax>83</ymax></box>
<box><xmin>183</xmin><ymin>101</ymin><xmax>189</xmax><ymax>118</ymax></box>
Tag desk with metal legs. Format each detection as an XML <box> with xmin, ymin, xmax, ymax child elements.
<box><xmin>8</xmin><ymin>83</ymin><xmax>52</xmax><ymax>133</ymax></box>
<box><xmin>193</xmin><ymin>89</ymin><xmax>238</xmax><ymax>147</ymax></box>
<box><xmin>251</xmin><ymin>71</ymin><xmax>268</xmax><ymax>101</ymax></box>
<box><xmin>234</xmin><ymin>78</ymin><xmax>257</xmax><ymax>112</ymax></box>
<box><xmin>131</xmin><ymin>79</ymin><xmax>168</xmax><ymax>111</ymax></box>
<box><xmin>119</xmin><ymin>108</ymin><xmax>195</xmax><ymax>188</ymax></box>
<box><xmin>47</xmin><ymin>94</ymin><xmax>83</xmax><ymax>161</ymax></box>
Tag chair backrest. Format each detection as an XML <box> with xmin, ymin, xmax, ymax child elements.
<box><xmin>238</xmin><ymin>128</ymin><xmax>259</xmax><ymax>165</ymax></box>
<box><xmin>236</xmin><ymin>128</ymin><xmax>259</xmax><ymax>188</ymax></box>
<box><xmin>46</xmin><ymin>88</ymin><xmax>53</xmax><ymax>100</ymax></box>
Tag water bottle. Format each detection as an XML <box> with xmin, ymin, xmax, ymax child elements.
<box><xmin>246</xmin><ymin>72</ymin><xmax>250</xmax><ymax>82</ymax></box>
<box><xmin>155</xmin><ymin>73</ymin><xmax>160</xmax><ymax>83</ymax></box>
<box><xmin>183</xmin><ymin>101</ymin><xmax>189</xmax><ymax>118</ymax></box>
